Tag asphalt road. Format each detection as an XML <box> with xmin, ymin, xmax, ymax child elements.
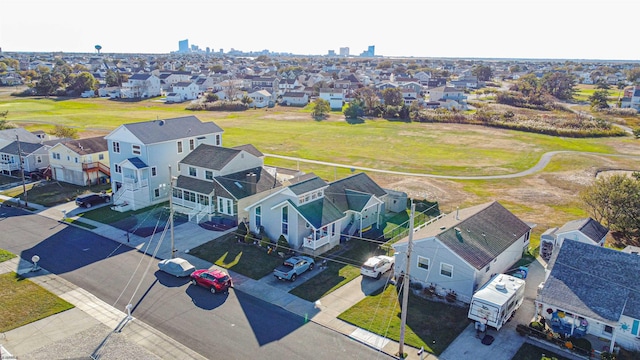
<box><xmin>0</xmin><ymin>207</ymin><xmax>391</xmax><ymax>359</ymax></box>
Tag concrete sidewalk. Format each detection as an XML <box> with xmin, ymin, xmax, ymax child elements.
<box><xmin>0</xmin><ymin>197</ymin><xmax>427</xmax><ymax>359</ymax></box>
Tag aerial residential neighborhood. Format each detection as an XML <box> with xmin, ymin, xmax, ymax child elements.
<box><xmin>0</xmin><ymin>43</ymin><xmax>639</xmax><ymax>360</ymax></box>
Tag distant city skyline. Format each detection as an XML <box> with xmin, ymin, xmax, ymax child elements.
<box><xmin>2</xmin><ymin>0</ymin><xmax>639</xmax><ymax>61</ymax></box>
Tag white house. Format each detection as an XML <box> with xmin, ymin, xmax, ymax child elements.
<box><xmin>537</xmin><ymin>240</ymin><xmax>640</xmax><ymax>353</ymax></box>
<box><xmin>121</xmin><ymin>73</ymin><xmax>161</xmax><ymax>98</ymax></box>
<box><xmin>104</xmin><ymin>116</ymin><xmax>224</xmax><ymax>212</ymax></box>
<box><xmin>281</xmin><ymin>92</ymin><xmax>309</xmax><ymax>106</ymax></box>
<box><xmin>318</xmin><ymin>88</ymin><xmax>345</xmax><ymax>110</ymax></box>
<box><xmin>539</xmin><ymin>217</ymin><xmax>608</xmax><ymax>261</ymax></box>
<box><xmin>49</xmin><ymin>136</ymin><xmax>110</xmax><ymax>186</ymax></box>
<box><xmin>393</xmin><ymin>201</ymin><xmax>531</xmax><ymax>304</ymax></box>
<box><xmin>170</xmin><ymin>81</ymin><xmax>200</xmax><ymax>102</ymax></box>
<box><xmin>247</xmin><ymin>89</ymin><xmax>273</xmax><ymax>108</ymax></box>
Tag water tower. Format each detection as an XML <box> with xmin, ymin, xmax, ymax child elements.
<box><xmin>95</xmin><ymin>45</ymin><xmax>102</xmax><ymax>54</ymax></box>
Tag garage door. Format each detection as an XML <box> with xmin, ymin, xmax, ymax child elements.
<box><xmin>55</xmin><ymin>167</ymin><xmax>65</xmax><ymax>182</ymax></box>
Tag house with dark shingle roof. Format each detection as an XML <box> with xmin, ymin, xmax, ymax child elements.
<box><xmin>393</xmin><ymin>201</ymin><xmax>532</xmax><ymax>303</ymax></box>
<box><xmin>537</xmin><ymin>239</ymin><xmax>640</xmax><ymax>352</ymax></box>
<box><xmin>0</xmin><ymin>140</ymin><xmax>51</xmax><ymax>175</ymax></box>
<box><xmin>48</xmin><ymin>136</ymin><xmax>110</xmax><ymax>186</ymax></box>
<box><xmin>121</xmin><ymin>73</ymin><xmax>161</xmax><ymax>98</ymax></box>
<box><xmin>244</xmin><ymin>172</ymin><xmax>390</xmax><ymax>255</ymax></box>
<box><xmin>539</xmin><ymin>217</ymin><xmax>608</xmax><ymax>261</ymax></box>
<box><xmin>172</xmin><ymin>143</ymin><xmax>280</xmax><ymax>224</ymax></box>
<box><xmin>104</xmin><ymin>116</ymin><xmax>223</xmax><ymax>211</ymax></box>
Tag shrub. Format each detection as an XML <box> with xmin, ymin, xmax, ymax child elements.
<box><xmin>260</xmin><ymin>235</ymin><xmax>270</xmax><ymax>248</ymax></box>
<box><xmin>276</xmin><ymin>235</ymin><xmax>289</xmax><ymax>251</ymax></box>
<box><xmin>569</xmin><ymin>337</ymin><xmax>592</xmax><ymax>355</ymax></box>
<box><xmin>529</xmin><ymin>321</ymin><xmax>544</xmax><ymax>331</ymax></box>
<box><xmin>244</xmin><ymin>232</ymin><xmax>253</xmax><ymax>244</ymax></box>
<box><xmin>236</xmin><ymin>222</ymin><xmax>248</xmax><ymax>241</ymax></box>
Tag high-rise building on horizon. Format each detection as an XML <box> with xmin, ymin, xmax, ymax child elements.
<box><xmin>178</xmin><ymin>39</ymin><xmax>189</xmax><ymax>53</ymax></box>
<box><xmin>359</xmin><ymin>45</ymin><xmax>375</xmax><ymax>57</ymax></box>
<box><xmin>339</xmin><ymin>47</ymin><xmax>349</xmax><ymax>57</ymax></box>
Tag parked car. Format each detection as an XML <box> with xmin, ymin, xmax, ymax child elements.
<box><xmin>158</xmin><ymin>257</ymin><xmax>195</xmax><ymax>277</ymax></box>
<box><xmin>75</xmin><ymin>192</ymin><xmax>110</xmax><ymax>208</ymax></box>
<box><xmin>273</xmin><ymin>256</ymin><xmax>315</xmax><ymax>281</ymax></box>
<box><xmin>360</xmin><ymin>255</ymin><xmax>394</xmax><ymax>279</ymax></box>
<box><xmin>190</xmin><ymin>269</ymin><xmax>233</xmax><ymax>294</ymax></box>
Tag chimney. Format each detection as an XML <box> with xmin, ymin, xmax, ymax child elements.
<box><xmin>246</xmin><ymin>172</ymin><xmax>257</xmax><ymax>193</ymax></box>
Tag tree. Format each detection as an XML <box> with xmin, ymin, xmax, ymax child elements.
<box><xmin>35</xmin><ymin>68</ymin><xmax>64</xmax><ymax>96</ymax></box>
<box><xmin>511</xmin><ymin>73</ymin><xmax>542</xmax><ymax>99</ymax></box>
<box><xmin>509</xmin><ymin>65</ymin><xmax>521</xmax><ymax>74</ymax></box>
<box><xmin>580</xmin><ymin>174</ymin><xmax>640</xmax><ymax>239</ymax></box>
<box><xmin>352</xmin><ymin>87</ymin><xmax>380</xmax><ymax>115</ymax></box>
<box><xmin>343</xmin><ymin>100</ymin><xmax>364</xmax><ymax>119</ymax></box>
<box><xmin>540</xmin><ymin>72</ymin><xmax>576</xmax><ymax>100</ymax></box>
<box><xmin>311</xmin><ymin>98</ymin><xmax>330</xmax><ymax>119</ymax></box>
<box><xmin>589</xmin><ymin>89</ymin><xmax>610</xmax><ymax>110</ymax></box>
<box><xmin>626</xmin><ymin>67</ymin><xmax>640</xmax><ymax>83</ymax></box>
<box><xmin>381</xmin><ymin>88</ymin><xmax>403</xmax><ymax>107</ymax></box>
<box><xmin>471</xmin><ymin>64</ymin><xmax>493</xmax><ymax>81</ymax></box>
<box><xmin>67</xmin><ymin>72</ymin><xmax>97</xmax><ymax>95</ymax></box>
<box><xmin>0</xmin><ymin>110</ymin><xmax>14</xmax><ymax>130</ymax></box>
<box><xmin>205</xmin><ymin>93</ymin><xmax>219</xmax><ymax>102</ymax></box>
<box><xmin>51</xmin><ymin>125</ymin><xmax>79</xmax><ymax>139</ymax></box>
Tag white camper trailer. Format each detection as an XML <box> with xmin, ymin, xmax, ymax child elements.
<box><xmin>468</xmin><ymin>274</ymin><xmax>525</xmax><ymax>331</ymax></box>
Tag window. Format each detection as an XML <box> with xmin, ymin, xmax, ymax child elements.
<box><xmin>177</xmin><ymin>140</ymin><xmax>183</xmax><ymax>153</ymax></box>
<box><xmin>154</xmin><ymin>188</ymin><xmax>160</xmax><ymax>198</ymax></box>
<box><xmin>205</xmin><ymin>170</ymin><xmax>213</xmax><ymax>180</ymax></box>
<box><xmin>440</xmin><ymin>263</ymin><xmax>453</xmax><ymax>278</ymax></box>
<box><xmin>115</xmin><ymin>164</ymin><xmax>122</xmax><ymax>173</ymax></box>
<box><xmin>189</xmin><ymin>167</ymin><xmax>197</xmax><ymax>177</ymax></box>
<box><xmin>67</xmin><ymin>155</ymin><xmax>70</xmax><ymax>161</ymax></box>
<box><xmin>604</xmin><ymin>325</ymin><xmax>614</xmax><ymax>335</ymax></box>
<box><xmin>217</xmin><ymin>197</ymin><xmax>233</xmax><ymax>215</ymax></box>
<box><xmin>112</xmin><ymin>141</ymin><xmax>120</xmax><ymax>153</ymax></box>
<box><xmin>98</xmin><ymin>154</ymin><xmax>104</xmax><ymax>160</ymax></box>
<box><xmin>132</xmin><ymin>144</ymin><xmax>141</xmax><ymax>155</ymax></box>
<box><xmin>52</xmin><ymin>152</ymin><xmax>60</xmax><ymax>160</ymax></box>
<box><xmin>151</xmin><ymin>167</ymin><xmax>157</xmax><ymax>177</ymax></box>
<box><xmin>255</xmin><ymin>206</ymin><xmax>261</xmax><ymax>229</ymax></box>
<box><xmin>486</xmin><ymin>265</ymin><xmax>491</xmax><ymax>272</ymax></box>
<box><xmin>74</xmin><ymin>157</ymin><xmax>78</xmax><ymax>163</ymax></box>
<box><xmin>281</xmin><ymin>206</ymin><xmax>288</xmax><ymax>235</ymax></box>
<box><xmin>36</xmin><ymin>156</ymin><xmax>42</xmax><ymax>163</ymax></box>
<box><xmin>189</xmin><ymin>139</ymin><xmax>195</xmax><ymax>151</ymax></box>
<box><xmin>417</xmin><ymin>256</ymin><xmax>430</xmax><ymax>270</ymax></box>
<box><xmin>215</xmin><ymin>134</ymin><xmax>221</xmax><ymax>146</ymax></box>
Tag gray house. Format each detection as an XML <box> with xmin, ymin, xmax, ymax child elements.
<box><xmin>0</xmin><ymin>140</ymin><xmax>50</xmax><ymax>175</ymax></box>
<box><xmin>105</xmin><ymin>116</ymin><xmax>223</xmax><ymax>211</ymax></box>
<box><xmin>245</xmin><ymin>172</ymin><xmax>389</xmax><ymax>255</ymax></box>
<box><xmin>537</xmin><ymin>239</ymin><xmax>640</xmax><ymax>352</ymax></box>
<box><xmin>171</xmin><ymin>143</ymin><xmax>281</xmax><ymax>224</ymax></box>
<box><xmin>539</xmin><ymin>217</ymin><xmax>608</xmax><ymax>261</ymax></box>
<box><xmin>393</xmin><ymin>201</ymin><xmax>531</xmax><ymax>303</ymax></box>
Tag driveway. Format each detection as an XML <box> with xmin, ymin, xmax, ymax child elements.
<box><xmin>439</xmin><ymin>258</ymin><xmax>546</xmax><ymax>360</ymax></box>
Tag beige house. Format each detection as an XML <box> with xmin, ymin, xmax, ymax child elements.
<box><xmin>49</xmin><ymin>136</ymin><xmax>110</xmax><ymax>186</ymax></box>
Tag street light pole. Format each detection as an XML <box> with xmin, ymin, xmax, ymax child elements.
<box><xmin>399</xmin><ymin>201</ymin><xmax>415</xmax><ymax>358</ymax></box>
<box><xmin>168</xmin><ymin>165</ymin><xmax>175</xmax><ymax>259</ymax></box>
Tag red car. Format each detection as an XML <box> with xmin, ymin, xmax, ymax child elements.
<box><xmin>190</xmin><ymin>269</ymin><xmax>233</xmax><ymax>294</ymax></box>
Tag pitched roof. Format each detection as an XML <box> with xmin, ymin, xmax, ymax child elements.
<box><xmin>180</xmin><ymin>144</ymin><xmax>240</xmax><ymax>170</ymax></box>
<box><xmin>0</xmin><ymin>141</ymin><xmax>46</xmax><ymax>155</ymax></box>
<box><xmin>0</xmin><ymin>128</ymin><xmax>41</xmax><ymax>144</ymax></box>
<box><xmin>397</xmin><ymin>201</ymin><xmax>531</xmax><ymax>270</ymax></box>
<box><xmin>296</xmin><ymin>197</ymin><xmax>345</xmax><ymax>229</ymax></box>
<box><xmin>215</xmin><ymin>167</ymin><xmax>280</xmax><ymax>200</ymax></box>
<box><xmin>288</xmin><ymin>176</ymin><xmax>328</xmax><ymax>195</ymax></box>
<box><xmin>175</xmin><ymin>175</ymin><xmax>215</xmax><ymax>194</ymax></box>
<box><xmin>119</xmin><ymin>116</ymin><xmax>223</xmax><ymax>145</ymax></box>
<box><xmin>231</xmin><ymin>144</ymin><xmax>263</xmax><ymax>158</ymax></box>
<box><xmin>127</xmin><ymin>157</ymin><xmax>148</xmax><ymax>169</ymax></box>
<box><xmin>556</xmin><ymin>217</ymin><xmax>609</xmax><ymax>243</ymax></box>
<box><xmin>60</xmin><ymin>136</ymin><xmax>108</xmax><ymax>155</ymax></box>
<box><xmin>540</xmin><ymin>240</ymin><xmax>640</xmax><ymax>323</ymax></box>
<box><xmin>325</xmin><ymin>173</ymin><xmax>387</xmax><ymax>212</ymax></box>
<box><xmin>129</xmin><ymin>73</ymin><xmax>153</xmax><ymax>80</ymax></box>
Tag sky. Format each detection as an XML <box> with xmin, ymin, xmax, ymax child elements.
<box><xmin>2</xmin><ymin>0</ymin><xmax>638</xmax><ymax>61</ymax></box>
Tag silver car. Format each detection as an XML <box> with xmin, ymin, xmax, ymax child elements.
<box><xmin>158</xmin><ymin>258</ymin><xmax>196</xmax><ymax>277</ymax></box>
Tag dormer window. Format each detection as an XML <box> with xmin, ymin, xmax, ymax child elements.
<box><xmin>132</xmin><ymin>144</ymin><xmax>141</xmax><ymax>155</ymax></box>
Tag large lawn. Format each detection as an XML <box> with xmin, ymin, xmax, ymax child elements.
<box><xmin>338</xmin><ymin>284</ymin><xmax>469</xmax><ymax>355</ymax></box>
<box><xmin>189</xmin><ymin>232</ymin><xmax>284</xmax><ymax>279</ymax></box>
<box><xmin>0</xmin><ymin>272</ymin><xmax>74</xmax><ymax>332</ymax></box>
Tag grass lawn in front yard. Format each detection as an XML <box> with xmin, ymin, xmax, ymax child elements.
<box><xmin>290</xmin><ymin>238</ymin><xmax>390</xmax><ymax>302</ymax></box>
<box><xmin>338</xmin><ymin>284</ymin><xmax>469</xmax><ymax>355</ymax></box>
<box><xmin>1</xmin><ymin>181</ymin><xmax>111</xmax><ymax>207</ymax></box>
<box><xmin>189</xmin><ymin>232</ymin><xmax>284</xmax><ymax>279</ymax></box>
<box><xmin>0</xmin><ymin>272</ymin><xmax>74</xmax><ymax>332</ymax></box>
<box><xmin>0</xmin><ymin>249</ymin><xmax>16</xmax><ymax>263</ymax></box>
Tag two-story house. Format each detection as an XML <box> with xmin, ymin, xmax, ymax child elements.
<box><xmin>121</xmin><ymin>73</ymin><xmax>161</xmax><ymax>98</ymax></box>
<box><xmin>168</xmin><ymin>81</ymin><xmax>200</xmax><ymax>102</ymax></box>
<box><xmin>104</xmin><ymin>116</ymin><xmax>223</xmax><ymax>211</ymax></box>
<box><xmin>318</xmin><ymin>88</ymin><xmax>345</xmax><ymax>110</ymax></box>
<box><xmin>427</xmin><ymin>86</ymin><xmax>468</xmax><ymax>110</ymax></box>
<box><xmin>49</xmin><ymin>136</ymin><xmax>110</xmax><ymax>186</ymax></box>
<box><xmin>171</xmin><ymin>143</ymin><xmax>281</xmax><ymax>225</ymax></box>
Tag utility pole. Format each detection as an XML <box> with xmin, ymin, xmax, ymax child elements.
<box><xmin>399</xmin><ymin>201</ymin><xmax>415</xmax><ymax>358</ymax></box>
<box><xmin>16</xmin><ymin>134</ymin><xmax>28</xmax><ymax>207</ymax></box>
<box><xmin>168</xmin><ymin>165</ymin><xmax>175</xmax><ymax>259</ymax></box>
